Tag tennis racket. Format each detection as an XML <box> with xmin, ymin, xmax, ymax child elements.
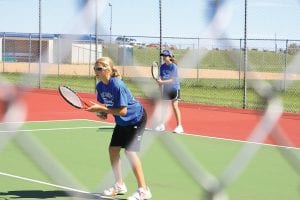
<box><xmin>151</xmin><ymin>61</ymin><xmax>159</xmax><ymax>80</ymax></box>
<box><xmin>58</xmin><ymin>85</ymin><xmax>91</xmax><ymax>109</ymax></box>
<box><xmin>58</xmin><ymin>85</ymin><xmax>108</xmax><ymax>119</ymax></box>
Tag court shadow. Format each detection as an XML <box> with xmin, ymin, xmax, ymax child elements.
<box><xmin>0</xmin><ymin>190</ymin><xmax>127</xmax><ymax>200</ymax></box>
<box><xmin>97</xmin><ymin>127</ymin><xmax>114</xmax><ymax>130</ymax></box>
<box><xmin>0</xmin><ymin>190</ymin><xmax>99</xmax><ymax>199</ymax></box>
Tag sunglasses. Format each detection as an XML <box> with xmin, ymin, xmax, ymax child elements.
<box><xmin>94</xmin><ymin>66</ymin><xmax>107</xmax><ymax>72</ymax></box>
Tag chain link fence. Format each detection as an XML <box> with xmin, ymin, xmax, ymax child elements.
<box><xmin>1</xmin><ymin>1</ymin><xmax>300</xmax><ymax>200</ymax></box>
<box><xmin>1</xmin><ymin>33</ymin><xmax>299</xmax><ymax>112</ymax></box>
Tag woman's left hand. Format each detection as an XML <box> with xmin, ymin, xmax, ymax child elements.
<box><xmin>86</xmin><ymin>102</ymin><xmax>106</xmax><ymax>113</ymax></box>
<box><xmin>156</xmin><ymin>79</ymin><xmax>163</xmax><ymax>85</ymax></box>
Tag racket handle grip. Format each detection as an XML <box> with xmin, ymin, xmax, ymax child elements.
<box><xmin>96</xmin><ymin>111</ymin><xmax>107</xmax><ymax>119</ymax></box>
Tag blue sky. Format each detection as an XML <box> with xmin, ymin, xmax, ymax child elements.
<box><xmin>0</xmin><ymin>0</ymin><xmax>299</xmax><ymax>40</ymax></box>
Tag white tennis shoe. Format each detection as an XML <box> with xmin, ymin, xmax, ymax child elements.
<box><xmin>102</xmin><ymin>182</ymin><xmax>127</xmax><ymax>196</ymax></box>
<box><xmin>154</xmin><ymin>124</ymin><xmax>165</xmax><ymax>132</ymax></box>
<box><xmin>127</xmin><ymin>187</ymin><xmax>152</xmax><ymax>200</ymax></box>
<box><xmin>173</xmin><ymin>125</ymin><xmax>184</xmax><ymax>134</ymax></box>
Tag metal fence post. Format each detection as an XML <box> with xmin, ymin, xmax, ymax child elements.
<box><xmin>2</xmin><ymin>32</ymin><xmax>5</xmax><ymax>72</ymax></box>
<box><xmin>242</xmin><ymin>0</ymin><xmax>248</xmax><ymax>109</ymax></box>
<box><xmin>57</xmin><ymin>34</ymin><xmax>60</xmax><ymax>76</ymax></box>
<box><xmin>29</xmin><ymin>33</ymin><xmax>32</xmax><ymax>73</ymax></box>
<box><xmin>239</xmin><ymin>39</ymin><xmax>242</xmax><ymax>88</ymax></box>
<box><xmin>197</xmin><ymin>37</ymin><xmax>200</xmax><ymax>82</ymax></box>
<box><xmin>122</xmin><ymin>36</ymin><xmax>125</xmax><ymax>76</ymax></box>
<box><xmin>159</xmin><ymin>0</ymin><xmax>162</xmax><ymax>64</ymax></box>
<box><xmin>89</xmin><ymin>34</ymin><xmax>92</xmax><ymax>77</ymax></box>
<box><xmin>283</xmin><ymin>39</ymin><xmax>288</xmax><ymax>91</ymax></box>
<box><xmin>38</xmin><ymin>0</ymin><xmax>42</xmax><ymax>88</ymax></box>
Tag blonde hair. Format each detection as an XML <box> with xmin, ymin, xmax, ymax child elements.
<box><xmin>95</xmin><ymin>57</ymin><xmax>121</xmax><ymax>78</ymax></box>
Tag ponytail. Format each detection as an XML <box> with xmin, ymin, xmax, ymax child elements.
<box><xmin>170</xmin><ymin>57</ymin><xmax>178</xmax><ymax>65</ymax></box>
<box><xmin>111</xmin><ymin>66</ymin><xmax>122</xmax><ymax>78</ymax></box>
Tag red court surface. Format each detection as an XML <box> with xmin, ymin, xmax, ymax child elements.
<box><xmin>22</xmin><ymin>89</ymin><xmax>300</xmax><ymax>148</ymax></box>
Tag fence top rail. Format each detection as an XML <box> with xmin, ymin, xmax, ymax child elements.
<box><xmin>0</xmin><ymin>32</ymin><xmax>300</xmax><ymax>42</ymax></box>
<box><xmin>0</xmin><ymin>32</ymin><xmax>102</xmax><ymax>42</ymax></box>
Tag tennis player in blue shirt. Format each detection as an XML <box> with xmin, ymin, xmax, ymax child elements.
<box><xmin>86</xmin><ymin>57</ymin><xmax>152</xmax><ymax>200</ymax></box>
<box><xmin>155</xmin><ymin>50</ymin><xmax>184</xmax><ymax>134</ymax></box>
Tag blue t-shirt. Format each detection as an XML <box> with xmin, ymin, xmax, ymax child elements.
<box><xmin>159</xmin><ymin>62</ymin><xmax>180</xmax><ymax>91</ymax></box>
<box><xmin>96</xmin><ymin>77</ymin><xmax>143</xmax><ymax>126</ymax></box>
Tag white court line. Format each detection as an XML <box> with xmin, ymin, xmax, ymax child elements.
<box><xmin>2</xmin><ymin>119</ymin><xmax>298</xmax><ymax>150</ymax></box>
<box><xmin>0</xmin><ymin>126</ymin><xmax>114</xmax><ymax>133</ymax></box>
<box><xmin>0</xmin><ymin>171</ymin><xmax>91</xmax><ymax>195</ymax></box>
<box><xmin>184</xmin><ymin>132</ymin><xmax>300</xmax><ymax>150</ymax></box>
<box><xmin>0</xmin><ymin>171</ymin><xmax>118</xmax><ymax>199</ymax></box>
<box><xmin>0</xmin><ymin>118</ymin><xmax>105</xmax><ymax>125</ymax></box>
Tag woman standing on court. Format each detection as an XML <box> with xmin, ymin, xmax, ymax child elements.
<box><xmin>86</xmin><ymin>57</ymin><xmax>152</xmax><ymax>200</ymax></box>
<box><xmin>155</xmin><ymin>49</ymin><xmax>184</xmax><ymax>134</ymax></box>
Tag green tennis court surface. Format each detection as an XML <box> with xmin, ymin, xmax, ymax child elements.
<box><xmin>1</xmin><ymin>119</ymin><xmax>300</xmax><ymax>200</ymax></box>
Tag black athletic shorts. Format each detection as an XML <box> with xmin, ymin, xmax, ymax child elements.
<box><xmin>110</xmin><ymin>109</ymin><xmax>147</xmax><ymax>152</ymax></box>
<box><xmin>162</xmin><ymin>88</ymin><xmax>181</xmax><ymax>100</ymax></box>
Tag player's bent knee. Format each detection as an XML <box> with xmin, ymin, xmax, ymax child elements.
<box><xmin>109</xmin><ymin>146</ymin><xmax>121</xmax><ymax>155</ymax></box>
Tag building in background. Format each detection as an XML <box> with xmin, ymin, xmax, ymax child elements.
<box><xmin>0</xmin><ymin>32</ymin><xmax>103</xmax><ymax>64</ymax></box>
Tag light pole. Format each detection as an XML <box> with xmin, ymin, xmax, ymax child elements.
<box><xmin>109</xmin><ymin>3</ymin><xmax>112</xmax><ymax>44</ymax></box>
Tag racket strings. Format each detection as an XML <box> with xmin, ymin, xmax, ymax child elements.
<box><xmin>152</xmin><ymin>62</ymin><xmax>159</xmax><ymax>80</ymax></box>
<box><xmin>59</xmin><ymin>87</ymin><xmax>83</xmax><ymax>108</ymax></box>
